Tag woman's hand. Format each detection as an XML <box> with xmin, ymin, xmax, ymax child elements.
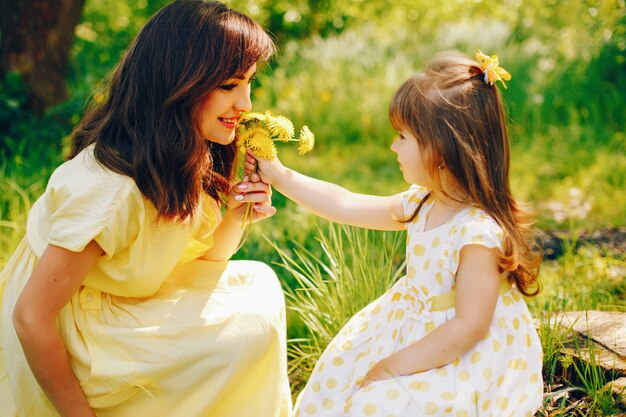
<box><xmin>226</xmin><ymin>174</ymin><xmax>276</xmax><ymax>223</ymax></box>
<box><xmin>244</xmin><ymin>149</ymin><xmax>285</xmax><ymax>185</ymax></box>
<box><xmin>360</xmin><ymin>355</ymin><xmax>404</xmax><ymax>388</ymax></box>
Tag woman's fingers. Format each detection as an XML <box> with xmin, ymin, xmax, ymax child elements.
<box><xmin>229</xmin><ymin>179</ymin><xmax>272</xmax><ymax>207</ymax></box>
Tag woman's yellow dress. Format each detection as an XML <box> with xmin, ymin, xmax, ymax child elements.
<box><xmin>0</xmin><ymin>146</ymin><xmax>291</xmax><ymax>417</ymax></box>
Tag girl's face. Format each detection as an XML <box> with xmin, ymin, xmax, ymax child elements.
<box><xmin>391</xmin><ymin>130</ymin><xmax>429</xmax><ymax>186</ymax></box>
<box><xmin>197</xmin><ymin>63</ymin><xmax>257</xmax><ymax>145</ymax></box>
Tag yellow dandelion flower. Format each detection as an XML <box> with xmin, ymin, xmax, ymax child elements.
<box><xmin>239</xmin><ymin>112</ymin><xmax>266</xmax><ymax>124</ymax></box>
<box><xmin>297</xmin><ymin>125</ymin><xmax>315</xmax><ymax>155</ymax></box>
<box><xmin>247</xmin><ymin>129</ymin><xmax>277</xmax><ymax>160</ymax></box>
<box><xmin>237</xmin><ymin>127</ymin><xmax>264</xmax><ymax>153</ymax></box>
<box><xmin>267</xmin><ymin>114</ymin><xmax>295</xmax><ymax>142</ymax></box>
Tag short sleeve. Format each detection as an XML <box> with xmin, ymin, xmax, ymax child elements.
<box><xmin>47</xmin><ymin>157</ymin><xmax>143</xmax><ymax>257</ymax></box>
<box><xmin>400</xmin><ymin>184</ymin><xmax>429</xmax><ymax>228</ymax></box>
<box><xmin>456</xmin><ymin>209</ymin><xmax>504</xmax><ymax>252</ymax></box>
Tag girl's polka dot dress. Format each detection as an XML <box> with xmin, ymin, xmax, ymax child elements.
<box><xmin>294</xmin><ymin>185</ymin><xmax>543</xmax><ymax>417</ymax></box>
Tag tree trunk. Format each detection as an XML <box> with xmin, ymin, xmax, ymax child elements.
<box><xmin>0</xmin><ymin>0</ymin><xmax>86</xmax><ymax>114</ymax></box>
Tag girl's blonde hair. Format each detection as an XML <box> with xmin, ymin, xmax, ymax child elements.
<box><xmin>389</xmin><ymin>51</ymin><xmax>542</xmax><ymax>296</ymax></box>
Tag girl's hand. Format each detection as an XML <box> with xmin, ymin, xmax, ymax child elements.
<box><xmin>360</xmin><ymin>356</ymin><xmax>403</xmax><ymax>388</ymax></box>
<box><xmin>244</xmin><ymin>149</ymin><xmax>285</xmax><ymax>185</ymax></box>
<box><xmin>226</xmin><ymin>175</ymin><xmax>276</xmax><ymax>223</ymax></box>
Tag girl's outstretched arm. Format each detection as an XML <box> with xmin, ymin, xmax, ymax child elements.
<box><xmin>245</xmin><ymin>150</ymin><xmax>405</xmax><ymax>231</ymax></box>
<box><xmin>361</xmin><ymin>244</ymin><xmax>501</xmax><ymax>386</ymax></box>
<box><xmin>12</xmin><ymin>242</ymin><xmax>102</xmax><ymax>417</ymax></box>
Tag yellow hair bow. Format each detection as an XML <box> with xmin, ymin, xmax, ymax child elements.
<box><xmin>475</xmin><ymin>49</ymin><xmax>511</xmax><ymax>89</ymax></box>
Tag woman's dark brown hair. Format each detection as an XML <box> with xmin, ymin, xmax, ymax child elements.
<box><xmin>389</xmin><ymin>51</ymin><xmax>542</xmax><ymax>296</ymax></box>
<box><xmin>69</xmin><ymin>0</ymin><xmax>275</xmax><ymax>221</ymax></box>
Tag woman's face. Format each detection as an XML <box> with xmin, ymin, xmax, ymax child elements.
<box><xmin>197</xmin><ymin>63</ymin><xmax>257</xmax><ymax>145</ymax></box>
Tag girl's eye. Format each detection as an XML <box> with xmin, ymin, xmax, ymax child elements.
<box><xmin>249</xmin><ymin>76</ymin><xmax>257</xmax><ymax>84</ymax></box>
<box><xmin>398</xmin><ymin>134</ymin><xmax>406</xmax><ymax>140</ymax></box>
<box><xmin>219</xmin><ymin>83</ymin><xmax>237</xmax><ymax>91</ymax></box>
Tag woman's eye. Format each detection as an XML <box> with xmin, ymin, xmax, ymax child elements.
<box><xmin>248</xmin><ymin>76</ymin><xmax>257</xmax><ymax>84</ymax></box>
<box><xmin>219</xmin><ymin>83</ymin><xmax>237</xmax><ymax>91</ymax></box>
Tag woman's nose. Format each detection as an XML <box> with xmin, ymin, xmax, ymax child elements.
<box><xmin>234</xmin><ymin>89</ymin><xmax>252</xmax><ymax>113</ymax></box>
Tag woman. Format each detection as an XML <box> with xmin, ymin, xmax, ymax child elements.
<box><xmin>0</xmin><ymin>1</ymin><xmax>290</xmax><ymax>416</ymax></box>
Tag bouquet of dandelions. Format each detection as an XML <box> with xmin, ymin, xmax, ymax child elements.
<box><xmin>235</xmin><ymin>111</ymin><xmax>315</xmax><ymax>236</ymax></box>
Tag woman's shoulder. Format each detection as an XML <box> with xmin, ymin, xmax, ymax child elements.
<box><xmin>48</xmin><ymin>145</ymin><xmax>139</xmax><ymax>198</ymax></box>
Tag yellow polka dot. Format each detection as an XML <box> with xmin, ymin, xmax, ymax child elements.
<box><xmin>498</xmin><ymin>317</ymin><xmax>507</xmax><ymax>329</ymax></box>
<box><xmin>395</xmin><ymin>309</ymin><xmax>405</xmax><ymax>320</ymax></box>
<box><xmin>419</xmin><ymin>286</ymin><xmax>429</xmax><ymax>296</ymax></box>
<box><xmin>470</xmin><ymin>391</ymin><xmax>480</xmax><ymax>405</ymax></box>
<box><xmin>492</xmin><ymin>340</ymin><xmax>502</xmax><ymax>352</ymax></box>
<box><xmin>344</xmin><ymin>397</ymin><xmax>352</xmax><ymax>413</ymax></box>
<box><xmin>432</xmin><ymin>237</ymin><xmax>440</xmax><ymax>248</ymax></box>
<box><xmin>305</xmin><ymin>404</ymin><xmax>317</xmax><ymax>415</ymax></box>
<box><xmin>518</xmin><ymin>393</ymin><xmax>528</xmax><ymax>404</ymax></box>
<box><xmin>312</xmin><ymin>381</ymin><xmax>321</xmax><ymax>392</ymax></box>
<box><xmin>413</xmin><ymin>244</ymin><xmax>426</xmax><ymax>256</ymax></box>
<box><xmin>461</xmin><ymin>226</ymin><xmax>468</xmax><ymax>236</ymax></box>
<box><xmin>459</xmin><ymin>370</ymin><xmax>470</xmax><ymax>381</ymax></box>
<box><xmin>341</xmin><ymin>341</ymin><xmax>353</xmax><ymax>351</ymax></box>
<box><xmin>435</xmin><ymin>272</ymin><xmax>444</xmax><ymax>285</ymax></box>
<box><xmin>408</xmin><ymin>381</ymin><xmax>431</xmax><ymax>391</ymax></box>
<box><xmin>529</xmin><ymin>373</ymin><xmax>539</xmax><ymax>384</ymax></box>
<box><xmin>470</xmin><ymin>352</ymin><xmax>482</xmax><ymax>364</ymax></box>
<box><xmin>521</xmin><ymin>312</ymin><xmax>530</xmax><ymax>323</ymax></box>
<box><xmin>497</xmin><ymin>375</ymin><xmax>505</xmax><ymax>387</ymax></box>
<box><xmin>323</xmin><ymin>399</ymin><xmax>334</xmax><ymax>409</ymax></box>
<box><xmin>438</xmin><ymin>259</ymin><xmax>445</xmax><ymax>268</ymax></box>
<box><xmin>392</xmin><ymin>329</ymin><xmax>398</xmax><ymax>340</ymax></box>
<box><xmin>512</xmin><ymin>318</ymin><xmax>520</xmax><ymax>329</ymax></box>
<box><xmin>317</xmin><ymin>362</ymin><xmax>325</xmax><ymax>373</ymax></box>
<box><xmin>332</xmin><ymin>357</ymin><xmax>344</xmax><ymax>366</ymax></box>
<box><xmin>424</xmin><ymin>402</ymin><xmax>438</xmax><ymax>415</ymax></box>
<box><xmin>363</xmin><ymin>403</ymin><xmax>377</xmax><ymax>416</ymax></box>
<box><xmin>456</xmin><ymin>410</ymin><xmax>469</xmax><ymax>417</ymax></box>
<box><xmin>391</xmin><ymin>292</ymin><xmax>401</xmax><ymax>302</ymax></box>
<box><xmin>502</xmin><ymin>295</ymin><xmax>513</xmax><ymax>306</ymax></box>
<box><xmin>371</xmin><ymin>305</ymin><xmax>381</xmax><ymax>314</ymax></box>
<box><xmin>441</xmin><ymin>391</ymin><xmax>454</xmax><ymax>401</ymax></box>
<box><xmin>451</xmin><ymin>358</ymin><xmax>460</xmax><ymax>367</ymax></box>
<box><xmin>472</xmin><ymin>235</ymin><xmax>484</xmax><ymax>243</ymax></box>
<box><xmin>483</xmin><ymin>368</ymin><xmax>493</xmax><ymax>379</ymax></box>
<box><xmin>435</xmin><ymin>367</ymin><xmax>448</xmax><ymax>377</ymax></box>
<box><xmin>525</xmin><ymin>333</ymin><xmax>531</xmax><ymax>347</ymax></box>
<box><xmin>481</xmin><ymin>400</ymin><xmax>491</xmax><ymax>411</ymax></box>
<box><xmin>512</xmin><ymin>291</ymin><xmax>521</xmax><ymax>302</ymax></box>
<box><xmin>425</xmin><ymin>321</ymin><xmax>435</xmax><ymax>333</ymax></box>
<box><xmin>496</xmin><ymin>396</ymin><xmax>509</xmax><ymax>409</ymax></box>
<box><xmin>355</xmin><ymin>349</ymin><xmax>371</xmax><ymax>361</ymax></box>
<box><xmin>407</xmin><ymin>266</ymin><xmax>416</xmax><ymax>278</ymax></box>
<box><xmin>508</xmin><ymin>359</ymin><xmax>528</xmax><ymax>371</ymax></box>
<box><xmin>423</xmin><ymin>259</ymin><xmax>431</xmax><ymax>271</ymax></box>
<box><xmin>386</xmin><ymin>389</ymin><xmax>400</xmax><ymax>400</ymax></box>
<box><xmin>326</xmin><ymin>378</ymin><xmax>337</xmax><ymax>389</ymax></box>
<box><xmin>506</xmin><ymin>334</ymin><xmax>515</xmax><ymax>346</ymax></box>
<box><xmin>359</xmin><ymin>322</ymin><xmax>369</xmax><ymax>332</ymax></box>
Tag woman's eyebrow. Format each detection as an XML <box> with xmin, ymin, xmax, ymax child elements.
<box><xmin>232</xmin><ymin>71</ymin><xmax>257</xmax><ymax>80</ymax></box>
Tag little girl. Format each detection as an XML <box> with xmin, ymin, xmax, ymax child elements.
<box><xmin>0</xmin><ymin>2</ymin><xmax>291</xmax><ymax>416</ymax></box>
<box><xmin>246</xmin><ymin>51</ymin><xmax>543</xmax><ymax>416</ymax></box>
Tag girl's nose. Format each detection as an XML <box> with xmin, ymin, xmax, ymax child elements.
<box><xmin>390</xmin><ymin>137</ymin><xmax>399</xmax><ymax>153</ymax></box>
